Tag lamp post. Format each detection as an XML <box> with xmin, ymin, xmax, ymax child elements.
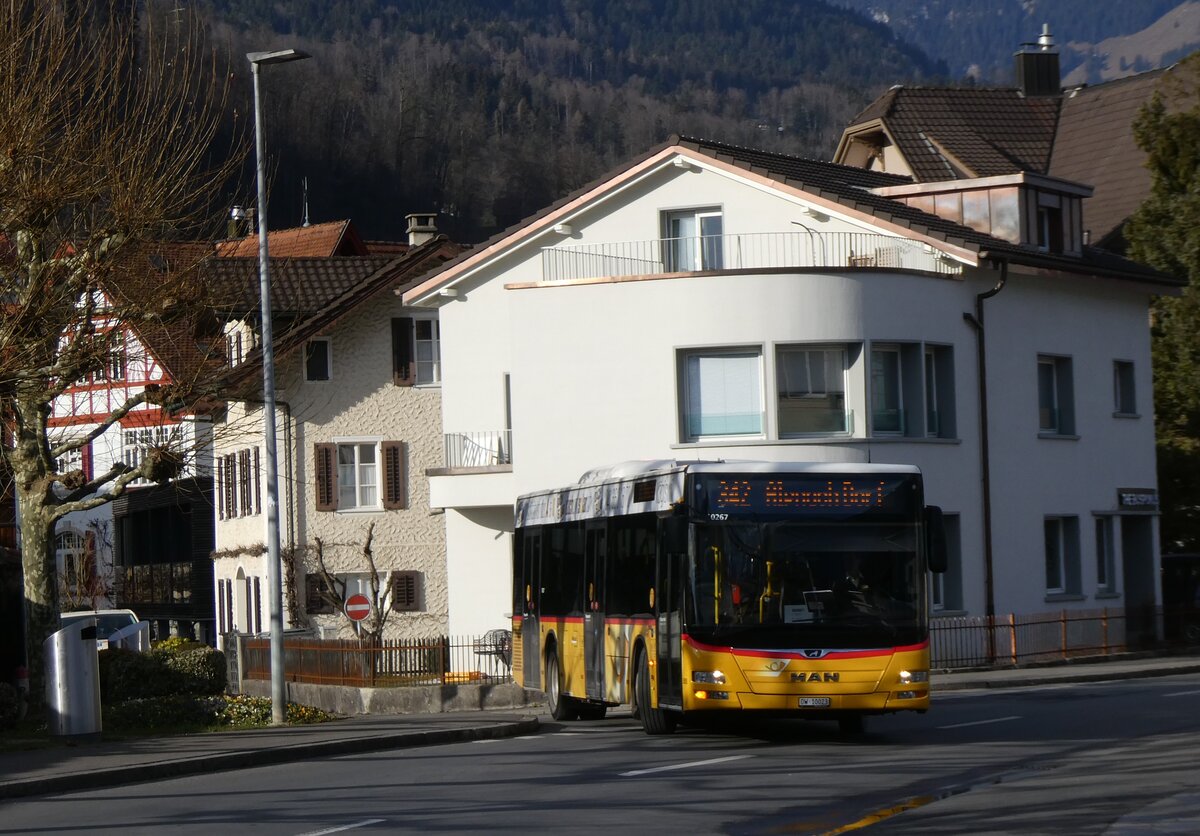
<box><xmin>249</xmin><ymin>47</ymin><xmax>309</xmax><ymax>726</ymax></box>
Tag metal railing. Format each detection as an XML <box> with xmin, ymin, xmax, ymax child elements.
<box><xmin>930</xmin><ymin>607</ymin><xmax>1155</xmax><ymax>669</ymax></box>
<box><xmin>540</xmin><ymin>231</ymin><xmax>962</xmax><ymax>282</ymax></box>
<box><xmin>243</xmin><ymin>631</ymin><xmax>513</xmax><ymax>688</ymax></box>
<box><xmin>443</xmin><ymin>430</ymin><xmax>512</xmax><ymax>469</ymax></box>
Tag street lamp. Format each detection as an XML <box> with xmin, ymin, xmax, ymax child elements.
<box><xmin>249</xmin><ymin>47</ymin><xmax>309</xmax><ymax>726</ymax></box>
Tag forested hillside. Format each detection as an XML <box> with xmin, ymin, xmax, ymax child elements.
<box><xmin>199</xmin><ymin>0</ymin><xmax>947</xmax><ymax>241</ymax></box>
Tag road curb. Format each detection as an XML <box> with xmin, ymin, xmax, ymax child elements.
<box><xmin>0</xmin><ymin>717</ymin><xmax>540</xmax><ymax>801</ymax></box>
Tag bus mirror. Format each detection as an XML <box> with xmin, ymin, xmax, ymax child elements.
<box><xmin>661</xmin><ymin>515</ymin><xmax>688</xmax><ymax>552</ymax></box>
<box><xmin>925</xmin><ymin>505</ymin><xmax>948</xmax><ymax>574</ymax></box>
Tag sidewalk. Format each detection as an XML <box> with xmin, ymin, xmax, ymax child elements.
<box><xmin>1</xmin><ymin>651</ymin><xmax>1197</xmax><ymax>801</ymax></box>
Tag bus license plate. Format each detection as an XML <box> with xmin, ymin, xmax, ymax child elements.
<box><xmin>799</xmin><ymin>697</ymin><xmax>831</xmax><ymax>707</ymax></box>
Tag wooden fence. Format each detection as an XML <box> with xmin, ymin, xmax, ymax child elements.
<box><xmin>243</xmin><ymin>631</ymin><xmax>512</xmax><ymax>688</ymax></box>
<box><xmin>931</xmin><ymin>608</ymin><xmax>1136</xmax><ymax>669</ymax></box>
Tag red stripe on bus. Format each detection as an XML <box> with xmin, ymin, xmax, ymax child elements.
<box><xmin>683</xmin><ymin>635</ymin><xmax>929</xmax><ymax>660</ymax></box>
<box><xmin>512</xmin><ymin>615</ymin><xmax>655</xmax><ymax>626</ymax></box>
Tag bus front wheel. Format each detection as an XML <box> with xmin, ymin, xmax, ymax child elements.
<box><xmin>634</xmin><ymin>650</ymin><xmax>677</xmax><ymax>735</ymax></box>
<box><xmin>545</xmin><ymin>649</ymin><xmax>578</xmax><ymax>721</ymax></box>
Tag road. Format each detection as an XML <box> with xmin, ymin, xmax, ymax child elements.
<box><xmin>3</xmin><ymin>674</ymin><xmax>1199</xmax><ymax>835</ymax></box>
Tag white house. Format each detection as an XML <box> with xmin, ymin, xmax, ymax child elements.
<box><xmin>403</xmin><ymin>135</ymin><xmax>1178</xmax><ymax>646</ymax></box>
<box><xmin>209</xmin><ymin>230</ymin><xmax>461</xmax><ymax>646</ymax></box>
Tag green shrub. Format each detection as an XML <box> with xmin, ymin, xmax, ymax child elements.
<box><xmin>104</xmin><ymin>695</ymin><xmax>223</xmax><ymax>731</ymax></box>
<box><xmin>161</xmin><ymin>647</ymin><xmax>226</xmax><ymax>695</ymax></box>
<box><xmin>154</xmin><ymin>636</ymin><xmax>204</xmax><ymax>654</ymax></box>
<box><xmin>216</xmin><ymin>694</ymin><xmax>337</xmax><ymax>727</ymax></box>
<box><xmin>0</xmin><ymin>682</ymin><xmax>19</xmax><ymax>729</ymax></box>
<box><xmin>99</xmin><ymin>648</ymin><xmax>181</xmax><ymax>702</ymax></box>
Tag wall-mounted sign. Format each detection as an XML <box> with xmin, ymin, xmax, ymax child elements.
<box><xmin>1117</xmin><ymin>488</ymin><xmax>1158</xmax><ymax>510</ymax></box>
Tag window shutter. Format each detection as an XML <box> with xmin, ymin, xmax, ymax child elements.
<box><xmin>253</xmin><ymin>447</ymin><xmax>262</xmax><ymax>515</ymax></box>
<box><xmin>382</xmin><ymin>441</ymin><xmax>407</xmax><ymax>509</ymax></box>
<box><xmin>390</xmin><ymin>571</ymin><xmax>421</xmax><ymax>612</ymax></box>
<box><xmin>392</xmin><ymin>317</ymin><xmax>416</xmax><ymax>386</ymax></box>
<box><xmin>314</xmin><ymin>443</ymin><xmax>338</xmax><ymax>511</ymax></box>
<box><xmin>305</xmin><ymin>574</ymin><xmax>334</xmax><ymax>614</ymax></box>
<box><xmin>217</xmin><ymin>457</ymin><xmax>225</xmax><ymax>520</ymax></box>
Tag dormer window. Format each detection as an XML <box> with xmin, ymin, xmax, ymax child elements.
<box><xmin>663</xmin><ymin>208</ymin><xmax>723</xmax><ymax>272</ymax></box>
<box><xmin>1036</xmin><ymin>204</ymin><xmax>1064</xmax><ymax>253</ymax></box>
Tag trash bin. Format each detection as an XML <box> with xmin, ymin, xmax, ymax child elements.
<box><xmin>44</xmin><ymin>617</ymin><xmax>102</xmax><ymax>740</ymax></box>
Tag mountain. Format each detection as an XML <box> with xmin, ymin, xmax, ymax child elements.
<box><xmin>202</xmin><ymin>0</ymin><xmax>950</xmax><ymax>241</ymax></box>
<box><xmin>828</xmin><ymin>0</ymin><xmax>1195</xmax><ymax>82</ymax></box>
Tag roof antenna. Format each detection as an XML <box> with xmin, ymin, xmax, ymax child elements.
<box><xmin>302</xmin><ymin>176</ymin><xmax>311</xmax><ymax>228</ymax></box>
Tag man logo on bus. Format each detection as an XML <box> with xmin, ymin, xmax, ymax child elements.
<box><xmin>803</xmin><ymin>649</ymin><xmax>824</xmax><ymax>658</ymax></box>
<box><xmin>792</xmin><ymin>672</ymin><xmax>840</xmax><ymax>682</ymax></box>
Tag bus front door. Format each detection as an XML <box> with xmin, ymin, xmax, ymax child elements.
<box><xmin>521</xmin><ymin>531</ymin><xmax>542</xmax><ymax>688</ymax></box>
<box><xmin>656</xmin><ymin>520</ymin><xmax>686</xmax><ymax>707</ymax></box>
<box><xmin>584</xmin><ymin>525</ymin><xmax>606</xmax><ymax>701</ymax></box>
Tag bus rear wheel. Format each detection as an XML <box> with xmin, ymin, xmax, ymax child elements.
<box><xmin>634</xmin><ymin>650</ymin><xmax>677</xmax><ymax>735</ymax></box>
<box><xmin>545</xmin><ymin>649</ymin><xmax>578</xmax><ymax>721</ymax></box>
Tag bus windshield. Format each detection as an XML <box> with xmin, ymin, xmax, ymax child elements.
<box><xmin>689</xmin><ymin>521</ymin><xmax>925</xmax><ymax>648</ymax></box>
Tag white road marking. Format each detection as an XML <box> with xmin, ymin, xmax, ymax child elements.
<box><xmin>937</xmin><ymin>715</ymin><xmax>1021</xmax><ymax>730</ymax></box>
<box><xmin>1163</xmin><ymin>689</ymin><xmax>1200</xmax><ymax>697</ymax></box>
<box><xmin>620</xmin><ymin>754</ymin><xmax>753</xmax><ymax>777</ymax></box>
<box><xmin>297</xmin><ymin>819</ymin><xmax>386</xmax><ymax>836</ymax></box>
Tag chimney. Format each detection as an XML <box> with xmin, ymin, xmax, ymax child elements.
<box><xmin>405</xmin><ymin>213</ymin><xmax>438</xmax><ymax>246</ymax></box>
<box><xmin>227</xmin><ymin>205</ymin><xmax>255</xmax><ymax>239</ymax></box>
<box><xmin>1014</xmin><ymin>24</ymin><xmax>1060</xmax><ymax>97</ymax></box>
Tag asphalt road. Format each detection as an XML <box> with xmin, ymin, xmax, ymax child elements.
<box><xmin>4</xmin><ymin>673</ymin><xmax>1199</xmax><ymax>835</ymax></box>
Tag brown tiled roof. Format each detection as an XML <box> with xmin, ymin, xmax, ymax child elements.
<box><xmin>846</xmin><ymin>86</ymin><xmax>1061</xmax><ymax>181</ymax></box>
<box><xmin>1050</xmin><ymin>69</ymin><xmax>1169</xmax><ymax>248</ymax></box>
<box><xmin>364</xmin><ymin>240</ymin><xmax>411</xmax><ymax>256</ymax></box>
<box><xmin>204</xmin><ymin>256</ymin><xmax>396</xmax><ymax>316</ymax></box>
<box><xmin>214</xmin><ymin>220</ymin><xmax>368</xmax><ymax>258</ymax></box>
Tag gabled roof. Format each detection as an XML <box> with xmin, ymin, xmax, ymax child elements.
<box><xmin>840</xmin><ymin>86</ymin><xmax>1061</xmax><ymax>181</ymax></box>
<box><xmin>223</xmin><ymin>236</ymin><xmax>464</xmax><ymax>392</ymax></box>
<box><xmin>405</xmin><ymin>134</ymin><xmax>1172</xmax><ymax>304</ymax></box>
<box><xmin>205</xmin><ymin>256</ymin><xmax>397</xmax><ymax>316</ymax></box>
<box><xmin>214</xmin><ymin>219</ymin><xmax>369</xmax><ymax>258</ymax></box>
<box><xmin>1050</xmin><ymin>69</ymin><xmax>1170</xmax><ymax>249</ymax></box>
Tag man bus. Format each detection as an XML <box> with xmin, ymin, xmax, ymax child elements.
<box><xmin>512</xmin><ymin>460</ymin><xmax>946</xmax><ymax>735</ymax></box>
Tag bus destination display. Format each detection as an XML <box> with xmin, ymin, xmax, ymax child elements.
<box><xmin>697</xmin><ymin>475</ymin><xmax>917</xmax><ymax>519</ymax></box>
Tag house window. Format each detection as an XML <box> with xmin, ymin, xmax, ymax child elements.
<box><xmin>1044</xmin><ymin>516</ymin><xmax>1081</xmax><ymax>595</ymax></box>
<box><xmin>1095</xmin><ymin>516</ymin><xmax>1117</xmax><ymax>593</ymax></box>
<box><xmin>338</xmin><ymin>443</ymin><xmax>378</xmax><ymax>509</ymax></box>
<box><xmin>1113</xmin><ymin>360</ymin><xmax>1137</xmax><ymax>416</ymax></box>
<box><xmin>105</xmin><ymin>349</ymin><xmax>127</xmax><ymax>382</ymax></box>
<box><xmin>664</xmin><ymin>208</ymin><xmax>723</xmax><ymax>272</ymax></box>
<box><xmin>122</xmin><ymin>425</ymin><xmax>179</xmax><ymax>482</ymax></box>
<box><xmin>680</xmin><ymin>348</ymin><xmax>763</xmax><ymax>440</ymax></box>
<box><xmin>776</xmin><ymin>344</ymin><xmax>849</xmax><ymax>435</ymax></box>
<box><xmin>1038</xmin><ymin>355</ymin><xmax>1075</xmax><ymax>435</ymax></box>
<box><xmin>392</xmin><ymin>317</ymin><xmax>440</xmax><ymax>386</ymax></box>
<box><xmin>931</xmin><ymin>513</ymin><xmax>963</xmax><ymax>612</ymax></box>
<box><xmin>924</xmin><ymin>345</ymin><xmax>956</xmax><ymax>438</ymax></box>
<box><xmin>55</xmin><ymin>531</ymin><xmax>89</xmax><ymax>587</ymax></box>
<box><xmin>315</xmin><ymin>440</ymin><xmax>407</xmax><ymax>512</ymax></box>
<box><xmin>305</xmin><ymin>338</ymin><xmax>331</xmax><ymax>382</ymax></box>
<box><xmin>870</xmin><ymin>346</ymin><xmax>904</xmax><ymax>434</ymax></box>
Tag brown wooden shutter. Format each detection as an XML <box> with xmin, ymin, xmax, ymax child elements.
<box><xmin>392</xmin><ymin>317</ymin><xmax>416</xmax><ymax>386</ymax></box>
<box><xmin>253</xmin><ymin>447</ymin><xmax>262</xmax><ymax>515</ymax></box>
<box><xmin>217</xmin><ymin>457</ymin><xmax>225</xmax><ymax>520</ymax></box>
<box><xmin>390</xmin><ymin>571</ymin><xmax>421</xmax><ymax>612</ymax></box>
<box><xmin>314</xmin><ymin>443</ymin><xmax>338</xmax><ymax>511</ymax></box>
<box><xmin>382</xmin><ymin>441</ymin><xmax>407</xmax><ymax>509</ymax></box>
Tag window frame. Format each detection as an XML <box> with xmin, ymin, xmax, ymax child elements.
<box><xmin>1113</xmin><ymin>359</ymin><xmax>1137</xmax><ymax>417</ymax></box>
<box><xmin>413</xmin><ymin>318</ymin><xmax>441</xmax><ymax>385</ymax></box>
<box><xmin>336</xmin><ymin>440</ymin><xmax>381</xmax><ymax>512</ymax></box>
<box><xmin>1044</xmin><ymin>515</ymin><xmax>1081</xmax><ymax>596</ymax></box>
<box><xmin>662</xmin><ymin>207</ymin><xmax>724</xmax><ymax>272</ymax></box>
<box><xmin>679</xmin><ymin>346</ymin><xmax>765</xmax><ymax>443</ymax></box>
<box><xmin>1094</xmin><ymin>515</ymin><xmax>1118</xmax><ymax>594</ymax></box>
<box><xmin>870</xmin><ymin>344</ymin><xmax>905</xmax><ymax>435</ymax></box>
<box><xmin>1037</xmin><ymin>354</ymin><xmax>1075</xmax><ymax>436</ymax></box>
<box><xmin>775</xmin><ymin>343</ymin><xmax>851</xmax><ymax>437</ymax></box>
<box><xmin>304</xmin><ymin>337</ymin><xmax>332</xmax><ymax>383</ymax></box>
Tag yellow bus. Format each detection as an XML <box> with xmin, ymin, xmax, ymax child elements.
<box><xmin>512</xmin><ymin>460</ymin><xmax>946</xmax><ymax>734</ymax></box>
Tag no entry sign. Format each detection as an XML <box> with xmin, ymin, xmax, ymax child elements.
<box><xmin>344</xmin><ymin>593</ymin><xmax>372</xmax><ymax>622</ymax></box>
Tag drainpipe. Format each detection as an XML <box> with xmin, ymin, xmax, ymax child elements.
<box><xmin>962</xmin><ymin>259</ymin><xmax>1007</xmax><ymax>663</ymax></box>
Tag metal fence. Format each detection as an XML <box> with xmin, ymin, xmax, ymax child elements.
<box><xmin>243</xmin><ymin>631</ymin><xmax>513</xmax><ymax>688</ymax></box>
<box><xmin>443</xmin><ymin>430</ymin><xmax>512</xmax><ymax>469</ymax></box>
<box><xmin>931</xmin><ymin>608</ymin><xmax>1138</xmax><ymax>669</ymax></box>
<box><xmin>540</xmin><ymin>231</ymin><xmax>962</xmax><ymax>282</ymax></box>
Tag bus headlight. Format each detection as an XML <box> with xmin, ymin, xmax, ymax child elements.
<box><xmin>693</xmin><ymin>670</ymin><xmax>727</xmax><ymax>685</ymax></box>
<box><xmin>898</xmin><ymin>670</ymin><xmax>929</xmax><ymax>685</ymax></box>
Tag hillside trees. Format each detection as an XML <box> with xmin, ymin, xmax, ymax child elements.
<box><xmin>1126</xmin><ymin>54</ymin><xmax>1200</xmax><ymax>550</ymax></box>
<box><xmin>0</xmin><ymin>2</ymin><xmax>242</xmax><ymax>697</ymax></box>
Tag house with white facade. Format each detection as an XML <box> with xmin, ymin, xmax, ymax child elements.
<box><xmin>403</xmin><ymin>133</ymin><xmax>1179</xmax><ymax>648</ymax></box>
<box><xmin>209</xmin><ymin>224</ymin><xmax>461</xmax><ymax>646</ymax></box>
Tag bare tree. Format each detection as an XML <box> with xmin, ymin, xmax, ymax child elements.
<box><xmin>309</xmin><ymin>523</ymin><xmax>393</xmax><ymax>642</ymax></box>
<box><xmin>0</xmin><ymin>2</ymin><xmax>243</xmax><ymax>698</ymax></box>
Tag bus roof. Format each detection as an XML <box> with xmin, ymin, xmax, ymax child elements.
<box><xmin>515</xmin><ymin>460</ymin><xmax>921</xmax><ymax>527</ymax></box>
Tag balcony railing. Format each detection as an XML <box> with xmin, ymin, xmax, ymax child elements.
<box><xmin>541</xmin><ymin>231</ymin><xmax>962</xmax><ymax>282</ymax></box>
<box><xmin>444</xmin><ymin>430</ymin><xmax>512</xmax><ymax>469</ymax></box>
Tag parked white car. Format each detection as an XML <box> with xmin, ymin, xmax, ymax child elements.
<box><xmin>60</xmin><ymin>609</ymin><xmax>140</xmax><ymax>651</ymax></box>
